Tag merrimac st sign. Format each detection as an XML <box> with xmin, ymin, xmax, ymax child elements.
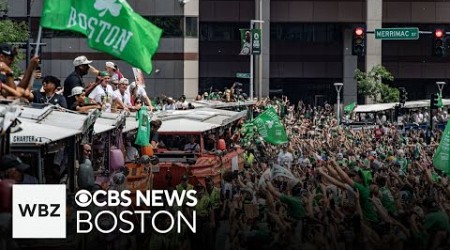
<box><xmin>375</xmin><ymin>27</ymin><xmax>419</xmax><ymax>40</ymax></box>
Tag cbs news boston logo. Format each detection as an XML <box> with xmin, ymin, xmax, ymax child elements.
<box><xmin>12</xmin><ymin>185</ymin><xmax>66</xmax><ymax>238</ymax></box>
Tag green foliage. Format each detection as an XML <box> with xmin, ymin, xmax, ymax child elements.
<box><xmin>354</xmin><ymin>65</ymin><xmax>399</xmax><ymax>103</ymax></box>
<box><xmin>0</xmin><ymin>19</ymin><xmax>30</xmax><ymax>76</ymax></box>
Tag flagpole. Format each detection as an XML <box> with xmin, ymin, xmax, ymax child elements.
<box><xmin>34</xmin><ymin>26</ymin><xmax>43</xmax><ymax>57</ymax></box>
<box><xmin>27</xmin><ymin>26</ymin><xmax>42</xmax><ymax>90</ymax></box>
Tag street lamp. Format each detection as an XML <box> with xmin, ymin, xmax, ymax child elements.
<box><xmin>436</xmin><ymin>81</ymin><xmax>446</xmax><ymax>97</ymax></box>
<box><xmin>334</xmin><ymin>82</ymin><xmax>344</xmax><ymax>125</ymax></box>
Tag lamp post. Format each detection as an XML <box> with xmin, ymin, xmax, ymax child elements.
<box><xmin>436</xmin><ymin>81</ymin><xmax>446</xmax><ymax>98</ymax></box>
<box><xmin>334</xmin><ymin>82</ymin><xmax>344</xmax><ymax>125</ymax></box>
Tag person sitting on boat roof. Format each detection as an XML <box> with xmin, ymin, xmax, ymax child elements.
<box><xmin>68</xmin><ymin>86</ymin><xmax>101</xmax><ymax>113</ymax></box>
<box><xmin>28</xmin><ymin>75</ymin><xmax>67</xmax><ymax>108</ymax></box>
<box><xmin>184</xmin><ymin>136</ymin><xmax>200</xmax><ymax>153</ymax></box>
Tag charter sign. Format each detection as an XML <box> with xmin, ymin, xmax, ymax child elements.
<box><xmin>68</xmin><ymin>6</ymin><xmax>133</xmax><ymax>53</ymax></box>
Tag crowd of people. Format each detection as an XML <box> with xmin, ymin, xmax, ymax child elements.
<box><xmin>68</xmin><ymin>97</ymin><xmax>449</xmax><ymax>250</ymax></box>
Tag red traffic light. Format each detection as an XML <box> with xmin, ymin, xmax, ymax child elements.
<box><xmin>435</xmin><ymin>29</ymin><xmax>444</xmax><ymax>38</ymax></box>
<box><xmin>354</xmin><ymin>27</ymin><xmax>364</xmax><ymax>36</ymax></box>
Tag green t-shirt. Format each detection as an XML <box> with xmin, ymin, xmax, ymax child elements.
<box><xmin>354</xmin><ymin>182</ymin><xmax>379</xmax><ymax>223</ymax></box>
<box><xmin>280</xmin><ymin>194</ymin><xmax>305</xmax><ymax>220</ymax></box>
<box><xmin>396</xmin><ymin>158</ymin><xmax>408</xmax><ymax>174</ymax></box>
<box><xmin>379</xmin><ymin>186</ymin><xmax>397</xmax><ymax>214</ymax></box>
<box><xmin>424</xmin><ymin>210</ymin><xmax>450</xmax><ymax>234</ymax></box>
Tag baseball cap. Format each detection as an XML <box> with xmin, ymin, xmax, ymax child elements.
<box><xmin>0</xmin><ymin>154</ymin><xmax>30</xmax><ymax>171</ymax></box>
<box><xmin>119</xmin><ymin>78</ymin><xmax>129</xmax><ymax>85</ymax></box>
<box><xmin>105</xmin><ymin>61</ymin><xmax>115</xmax><ymax>69</ymax></box>
<box><xmin>98</xmin><ymin>71</ymin><xmax>110</xmax><ymax>77</ymax></box>
<box><xmin>129</xmin><ymin>81</ymin><xmax>137</xmax><ymax>90</ymax></box>
<box><xmin>42</xmin><ymin>75</ymin><xmax>61</xmax><ymax>88</ymax></box>
<box><xmin>73</xmin><ymin>55</ymin><xmax>92</xmax><ymax>67</ymax></box>
<box><xmin>0</xmin><ymin>43</ymin><xmax>16</xmax><ymax>57</ymax></box>
<box><xmin>69</xmin><ymin>86</ymin><xmax>85</xmax><ymax>97</ymax></box>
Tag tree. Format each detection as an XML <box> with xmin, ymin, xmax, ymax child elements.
<box><xmin>0</xmin><ymin>18</ymin><xmax>30</xmax><ymax>76</ymax></box>
<box><xmin>354</xmin><ymin>65</ymin><xmax>399</xmax><ymax>103</ymax></box>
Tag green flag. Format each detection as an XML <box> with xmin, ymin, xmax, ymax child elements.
<box><xmin>433</xmin><ymin>121</ymin><xmax>450</xmax><ymax>176</ymax></box>
<box><xmin>438</xmin><ymin>93</ymin><xmax>444</xmax><ymax>108</ymax></box>
<box><xmin>252</xmin><ymin>106</ymin><xmax>288</xmax><ymax>145</ymax></box>
<box><xmin>344</xmin><ymin>102</ymin><xmax>356</xmax><ymax>113</ymax></box>
<box><xmin>40</xmin><ymin>0</ymin><xmax>162</xmax><ymax>74</ymax></box>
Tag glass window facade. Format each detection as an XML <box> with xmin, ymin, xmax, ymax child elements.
<box><xmin>185</xmin><ymin>17</ymin><xmax>198</xmax><ymax>37</ymax></box>
<box><xmin>270</xmin><ymin>23</ymin><xmax>343</xmax><ymax>43</ymax></box>
<box><xmin>147</xmin><ymin>16</ymin><xmax>183</xmax><ymax>38</ymax></box>
<box><xmin>200</xmin><ymin>22</ymin><xmax>248</xmax><ymax>42</ymax></box>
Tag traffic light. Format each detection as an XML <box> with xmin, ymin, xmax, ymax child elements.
<box><xmin>432</xmin><ymin>29</ymin><xmax>447</xmax><ymax>57</ymax></box>
<box><xmin>352</xmin><ymin>27</ymin><xmax>366</xmax><ymax>56</ymax></box>
<box><xmin>399</xmin><ymin>87</ymin><xmax>407</xmax><ymax>105</ymax></box>
<box><xmin>431</xmin><ymin>93</ymin><xmax>439</xmax><ymax>109</ymax></box>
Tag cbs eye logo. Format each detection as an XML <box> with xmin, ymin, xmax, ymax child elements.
<box><xmin>75</xmin><ymin>190</ymin><xmax>93</xmax><ymax>207</ymax></box>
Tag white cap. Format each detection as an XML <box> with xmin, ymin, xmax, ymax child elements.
<box><xmin>73</xmin><ymin>56</ymin><xmax>92</xmax><ymax>67</ymax></box>
<box><xmin>119</xmin><ymin>78</ymin><xmax>129</xmax><ymax>85</ymax></box>
<box><xmin>69</xmin><ymin>86</ymin><xmax>84</xmax><ymax>97</ymax></box>
<box><xmin>105</xmin><ymin>61</ymin><xmax>115</xmax><ymax>69</ymax></box>
<box><xmin>129</xmin><ymin>81</ymin><xmax>137</xmax><ymax>89</ymax></box>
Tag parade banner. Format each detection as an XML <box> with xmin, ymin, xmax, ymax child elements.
<box><xmin>251</xmin><ymin>29</ymin><xmax>261</xmax><ymax>55</ymax></box>
<box><xmin>41</xmin><ymin>0</ymin><xmax>162</xmax><ymax>74</ymax></box>
<box><xmin>239</xmin><ymin>29</ymin><xmax>251</xmax><ymax>55</ymax></box>
<box><xmin>253</xmin><ymin>106</ymin><xmax>288</xmax><ymax>145</ymax></box>
<box><xmin>433</xmin><ymin>121</ymin><xmax>450</xmax><ymax>176</ymax></box>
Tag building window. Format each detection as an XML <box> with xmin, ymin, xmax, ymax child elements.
<box><xmin>185</xmin><ymin>17</ymin><xmax>198</xmax><ymax>37</ymax></box>
<box><xmin>147</xmin><ymin>16</ymin><xmax>183</xmax><ymax>38</ymax></box>
<box><xmin>200</xmin><ymin>22</ymin><xmax>247</xmax><ymax>42</ymax></box>
<box><xmin>271</xmin><ymin>23</ymin><xmax>343</xmax><ymax>43</ymax></box>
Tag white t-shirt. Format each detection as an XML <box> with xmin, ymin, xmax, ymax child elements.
<box><xmin>114</xmin><ymin>89</ymin><xmax>132</xmax><ymax>106</ymax></box>
<box><xmin>127</xmin><ymin>85</ymin><xmax>147</xmax><ymax>97</ymax></box>
<box><xmin>89</xmin><ymin>84</ymin><xmax>117</xmax><ymax>103</ymax></box>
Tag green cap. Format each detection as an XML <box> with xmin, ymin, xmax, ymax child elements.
<box><xmin>99</xmin><ymin>71</ymin><xmax>110</xmax><ymax>77</ymax></box>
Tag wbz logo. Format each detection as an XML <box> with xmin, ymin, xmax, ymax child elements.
<box><xmin>12</xmin><ymin>185</ymin><xmax>66</xmax><ymax>238</ymax></box>
<box><xmin>18</xmin><ymin>203</ymin><xmax>61</xmax><ymax>217</ymax></box>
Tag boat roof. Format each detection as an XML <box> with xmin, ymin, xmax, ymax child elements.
<box><xmin>354</xmin><ymin>99</ymin><xmax>450</xmax><ymax>113</ymax></box>
<box><xmin>191</xmin><ymin>100</ymin><xmax>255</xmax><ymax>109</ymax></box>
<box><xmin>11</xmin><ymin>119</ymin><xmax>80</xmax><ymax>146</ymax></box>
<box><xmin>155</xmin><ymin>108</ymin><xmax>246</xmax><ymax>133</ymax></box>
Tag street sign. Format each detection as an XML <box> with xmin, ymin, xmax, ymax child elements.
<box><xmin>236</xmin><ymin>73</ymin><xmax>250</xmax><ymax>78</ymax></box>
<box><xmin>375</xmin><ymin>27</ymin><xmax>419</xmax><ymax>40</ymax></box>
